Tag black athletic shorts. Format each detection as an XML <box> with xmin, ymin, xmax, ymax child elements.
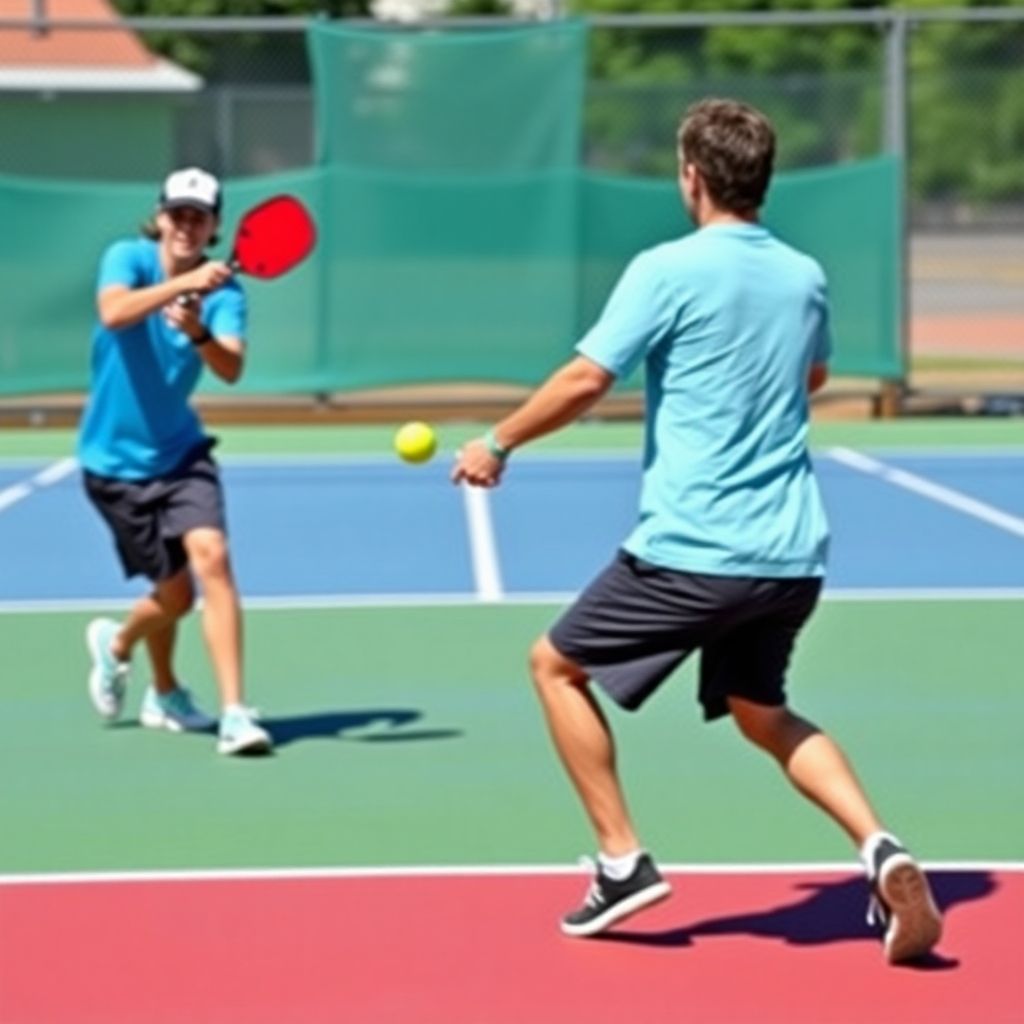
<box><xmin>82</xmin><ymin>440</ymin><xmax>227</xmax><ymax>583</ymax></box>
<box><xmin>548</xmin><ymin>549</ymin><xmax>823</xmax><ymax>721</ymax></box>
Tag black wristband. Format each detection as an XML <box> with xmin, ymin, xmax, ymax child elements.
<box><xmin>191</xmin><ymin>328</ymin><xmax>213</xmax><ymax>348</ymax></box>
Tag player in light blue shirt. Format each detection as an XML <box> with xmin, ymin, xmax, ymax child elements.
<box><xmin>577</xmin><ymin>222</ymin><xmax>832</xmax><ymax>578</ymax></box>
<box><xmin>453</xmin><ymin>98</ymin><xmax>940</xmax><ymax>961</ymax></box>
<box><xmin>79</xmin><ymin>167</ymin><xmax>272</xmax><ymax>756</ymax></box>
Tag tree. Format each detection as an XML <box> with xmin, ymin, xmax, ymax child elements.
<box><xmin>571</xmin><ymin>0</ymin><xmax>1024</xmax><ymax>206</ymax></box>
<box><xmin>110</xmin><ymin>0</ymin><xmax>1024</xmax><ymax>206</ymax></box>
<box><xmin>112</xmin><ymin>1</ymin><xmax>374</xmax><ymax>75</ymax></box>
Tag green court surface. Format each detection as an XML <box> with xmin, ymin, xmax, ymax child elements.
<box><xmin>0</xmin><ymin>599</ymin><xmax>1021</xmax><ymax>875</ymax></box>
<box><xmin>1</xmin><ymin>416</ymin><xmax>1022</xmax><ymax>877</ymax></box>
<box><xmin>0</xmin><ymin>415</ymin><xmax>1022</xmax><ymax>460</ymax></box>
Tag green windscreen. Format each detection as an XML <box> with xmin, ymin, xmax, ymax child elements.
<box><xmin>0</xmin><ymin>21</ymin><xmax>903</xmax><ymax>397</ymax></box>
<box><xmin>579</xmin><ymin>157</ymin><xmax>904</xmax><ymax>380</ymax></box>
<box><xmin>309</xmin><ymin>21</ymin><xmax>586</xmax><ymax>172</ymax></box>
<box><xmin>315</xmin><ymin>165</ymin><xmax>580</xmax><ymax>389</ymax></box>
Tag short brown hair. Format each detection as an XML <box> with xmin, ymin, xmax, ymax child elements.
<box><xmin>677</xmin><ymin>98</ymin><xmax>776</xmax><ymax>214</ymax></box>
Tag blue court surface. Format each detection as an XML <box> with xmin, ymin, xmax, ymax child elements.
<box><xmin>0</xmin><ymin>448</ymin><xmax>1022</xmax><ymax>606</ymax></box>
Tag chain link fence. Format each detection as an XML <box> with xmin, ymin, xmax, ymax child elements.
<box><xmin>2</xmin><ymin>9</ymin><xmax>1022</xmax><ymax>413</ymax></box>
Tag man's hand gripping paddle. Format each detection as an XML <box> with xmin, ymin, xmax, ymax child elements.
<box><xmin>178</xmin><ymin>194</ymin><xmax>317</xmax><ymax>306</ymax></box>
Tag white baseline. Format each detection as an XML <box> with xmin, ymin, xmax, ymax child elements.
<box><xmin>0</xmin><ymin>860</ymin><xmax>1020</xmax><ymax>887</ymax></box>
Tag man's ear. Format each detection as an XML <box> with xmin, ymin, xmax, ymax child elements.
<box><xmin>679</xmin><ymin>161</ymin><xmax>701</xmax><ymax>204</ymax></box>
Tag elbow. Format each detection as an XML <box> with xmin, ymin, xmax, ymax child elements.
<box><xmin>222</xmin><ymin>356</ymin><xmax>245</xmax><ymax>385</ymax></box>
<box><xmin>578</xmin><ymin>377</ymin><xmax>611</xmax><ymax>405</ymax></box>
<box><xmin>98</xmin><ymin>310</ymin><xmax>127</xmax><ymax>331</ymax></box>
<box><xmin>567</xmin><ymin>360</ymin><xmax>615</xmax><ymax>404</ymax></box>
<box><xmin>808</xmin><ymin>363</ymin><xmax>829</xmax><ymax>395</ymax></box>
<box><xmin>97</xmin><ymin>296</ymin><xmax>130</xmax><ymax>331</ymax></box>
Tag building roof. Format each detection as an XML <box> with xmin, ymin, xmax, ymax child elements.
<box><xmin>0</xmin><ymin>0</ymin><xmax>201</xmax><ymax>92</ymax></box>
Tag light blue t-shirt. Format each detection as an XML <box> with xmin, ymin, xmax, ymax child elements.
<box><xmin>78</xmin><ymin>238</ymin><xmax>246</xmax><ymax>480</ymax></box>
<box><xmin>577</xmin><ymin>222</ymin><xmax>831</xmax><ymax>578</ymax></box>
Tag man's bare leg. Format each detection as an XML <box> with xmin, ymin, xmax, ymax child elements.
<box><xmin>530</xmin><ymin>635</ymin><xmax>640</xmax><ymax>856</ymax></box>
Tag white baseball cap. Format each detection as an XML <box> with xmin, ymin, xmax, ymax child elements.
<box><xmin>159</xmin><ymin>167</ymin><xmax>222</xmax><ymax>214</ymax></box>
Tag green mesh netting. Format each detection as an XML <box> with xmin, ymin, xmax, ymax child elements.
<box><xmin>0</xmin><ymin>21</ymin><xmax>902</xmax><ymax>397</ymax></box>
<box><xmin>309</xmin><ymin>21</ymin><xmax>586</xmax><ymax>173</ymax></box>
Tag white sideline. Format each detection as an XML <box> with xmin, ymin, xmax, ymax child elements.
<box><xmin>1</xmin><ymin>587</ymin><xmax>1023</xmax><ymax>615</ymax></box>
<box><xmin>828</xmin><ymin>446</ymin><xmax>1024</xmax><ymax>539</ymax></box>
<box><xmin>0</xmin><ymin>456</ymin><xmax>77</xmax><ymax>512</ymax></box>
<box><xmin>0</xmin><ymin>861</ymin><xmax>1020</xmax><ymax>887</ymax></box>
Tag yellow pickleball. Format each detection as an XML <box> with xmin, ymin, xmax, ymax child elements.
<box><xmin>394</xmin><ymin>421</ymin><xmax>438</xmax><ymax>464</ymax></box>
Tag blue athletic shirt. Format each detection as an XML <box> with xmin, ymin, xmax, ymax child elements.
<box><xmin>577</xmin><ymin>222</ymin><xmax>832</xmax><ymax>578</ymax></box>
<box><xmin>78</xmin><ymin>238</ymin><xmax>246</xmax><ymax>480</ymax></box>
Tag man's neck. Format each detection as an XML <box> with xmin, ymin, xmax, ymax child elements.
<box><xmin>698</xmin><ymin>207</ymin><xmax>759</xmax><ymax>228</ymax></box>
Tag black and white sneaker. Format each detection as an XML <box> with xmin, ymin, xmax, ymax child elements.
<box><xmin>561</xmin><ymin>852</ymin><xmax>672</xmax><ymax>937</ymax></box>
<box><xmin>867</xmin><ymin>836</ymin><xmax>943</xmax><ymax>963</ymax></box>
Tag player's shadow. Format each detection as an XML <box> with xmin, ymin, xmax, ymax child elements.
<box><xmin>597</xmin><ymin>870</ymin><xmax>996</xmax><ymax>969</ymax></box>
<box><xmin>261</xmin><ymin>708</ymin><xmax>463</xmax><ymax>747</ymax></box>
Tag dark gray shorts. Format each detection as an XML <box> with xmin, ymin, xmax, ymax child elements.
<box><xmin>83</xmin><ymin>442</ymin><xmax>227</xmax><ymax>583</ymax></box>
<box><xmin>548</xmin><ymin>550</ymin><xmax>822</xmax><ymax>721</ymax></box>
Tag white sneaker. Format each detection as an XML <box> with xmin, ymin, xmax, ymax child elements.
<box><xmin>866</xmin><ymin>836</ymin><xmax>943</xmax><ymax>963</ymax></box>
<box><xmin>86</xmin><ymin>618</ymin><xmax>130</xmax><ymax>721</ymax></box>
<box><xmin>140</xmin><ymin>685</ymin><xmax>216</xmax><ymax>733</ymax></box>
<box><xmin>217</xmin><ymin>706</ymin><xmax>273</xmax><ymax>756</ymax></box>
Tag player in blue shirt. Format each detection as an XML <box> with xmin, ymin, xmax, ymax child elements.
<box><xmin>79</xmin><ymin>168</ymin><xmax>272</xmax><ymax>756</ymax></box>
<box><xmin>452</xmin><ymin>99</ymin><xmax>941</xmax><ymax>963</ymax></box>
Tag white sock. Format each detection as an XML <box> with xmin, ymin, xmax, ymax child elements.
<box><xmin>860</xmin><ymin>831</ymin><xmax>901</xmax><ymax>875</ymax></box>
<box><xmin>598</xmin><ymin>849</ymin><xmax>642</xmax><ymax>881</ymax></box>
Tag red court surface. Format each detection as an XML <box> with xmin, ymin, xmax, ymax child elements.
<box><xmin>1</xmin><ymin>868</ymin><xmax>1019</xmax><ymax>1024</ymax></box>
<box><xmin>912</xmin><ymin>314</ymin><xmax>1024</xmax><ymax>357</ymax></box>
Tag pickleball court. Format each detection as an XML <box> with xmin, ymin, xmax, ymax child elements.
<box><xmin>0</xmin><ymin>421</ymin><xmax>1021</xmax><ymax>1023</ymax></box>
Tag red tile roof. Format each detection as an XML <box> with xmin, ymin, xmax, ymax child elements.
<box><xmin>0</xmin><ymin>0</ymin><xmax>158</xmax><ymax>68</ymax></box>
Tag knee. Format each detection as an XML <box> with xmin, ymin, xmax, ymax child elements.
<box><xmin>186</xmin><ymin>532</ymin><xmax>232</xmax><ymax>583</ymax></box>
<box><xmin>529</xmin><ymin>635</ymin><xmax>556</xmax><ymax>687</ymax></box>
<box><xmin>529</xmin><ymin>635</ymin><xmax>584</xmax><ymax>694</ymax></box>
<box><xmin>729</xmin><ymin>697</ymin><xmax>794</xmax><ymax>751</ymax></box>
<box><xmin>159</xmin><ymin>577</ymin><xmax>195</xmax><ymax>619</ymax></box>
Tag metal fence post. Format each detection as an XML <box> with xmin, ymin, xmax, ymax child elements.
<box><xmin>878</xmin><ymin>11</ymin><xmax>910</xmax><ymax>417</ymax></box>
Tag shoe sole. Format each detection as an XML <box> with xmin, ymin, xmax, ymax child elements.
<box><xmin>561</xmin><ymin>880</ymin><xmax>672</xmax><ymax>937</ymax></box>
<box><xmin>140</xmin><ymin>710</ymin><xmax>215</xmax><ymax>734</ymax></box>
<box><xmin>217</xmin><ymin>733</ymin><xmax>274</xmax><ymax>756</ymax></box>
<box><xmin>86</xmin><ymin>621</ymin><xmax>122</xmax><ymax>721</ymax></box>
<box><xmin>88</xmin><ymin>668</ymin><xmax>120</xmax><ymax>720</ymax></box>
<box><xmin>879</xmin><ymin>856</ymin><xmax>943</xmax><ymax>963</ymax></box>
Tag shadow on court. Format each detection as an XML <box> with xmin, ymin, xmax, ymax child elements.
<box><xmin>105</xmin><ymin>707</ymin><xmax>463</xmax><ymax>746</ymax></box>
<box><xmin>598</xmin><ymin>870</ymin><xmax>997</xmax><ymax>968</ymax></box>
<box><xmin>262</xmin><ymin>708</ymin><xmax>463</xmax><ymax>747</ymax></box>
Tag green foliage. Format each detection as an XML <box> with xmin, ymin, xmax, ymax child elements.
<box><xmin>572</xmin><ymin>0</ymin><xmax>1024</xmax><ymax>205</ymax></box>
<box><xmin>447</xmin><ymin>0</ymin><xmax>515</xmax><ymax>13</ymax></box>
<box><xmin>108</xmin><ymin>0</ymin><xmax>1024</xmax><ymax>206</ymax></box>
<box><xmin>112</xmin><ymin>0</ymin><xmax>373</xmax><ymax>75</ymax></box>
<box><xmin>113</xmin><ymin>1</ymin><xmax>370</xmax><ymax>15</ymax></box>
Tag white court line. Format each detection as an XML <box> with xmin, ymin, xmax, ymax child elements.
<box><xmin>1</xmin><ymin>586</ymin><xmax>1023</xmax><ymax>615</ymax></box>
<box><xmin>0</xmin><ymin>447</ymin><xmax>1021</xmax><ymax>474</ymax></box>
<box><xmin>0</xmin><ymin>860</ymin><xmax>1020</xmax><ymax>887</ymax></box>
<box><xmin>461</xmin><ymin>484</ymin><xmax>504</xmax><ymax>602</ymax></box>
<box><xmin>817</xmin><ymin>587</ymin><xmax>1024</xmax><ymax>601</ymax></box>
<box><xmin>0</xmin><ymin>482</ymin><xmax>32</xmax><ymax>512</ymax></box>
<box><xmin>0</xmin><ymin>456</ymin><xmax>77</xmax><ymax>512</ymax></box>
<box><xmin>829</xmin><ymin>446</ymin><xmax>1024</xmax><ymax>539</ymax></box>
<box><xmin>217</xmin><ymin>450</ymin><xmax>643</xmax><ymax>467</ymax></box>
